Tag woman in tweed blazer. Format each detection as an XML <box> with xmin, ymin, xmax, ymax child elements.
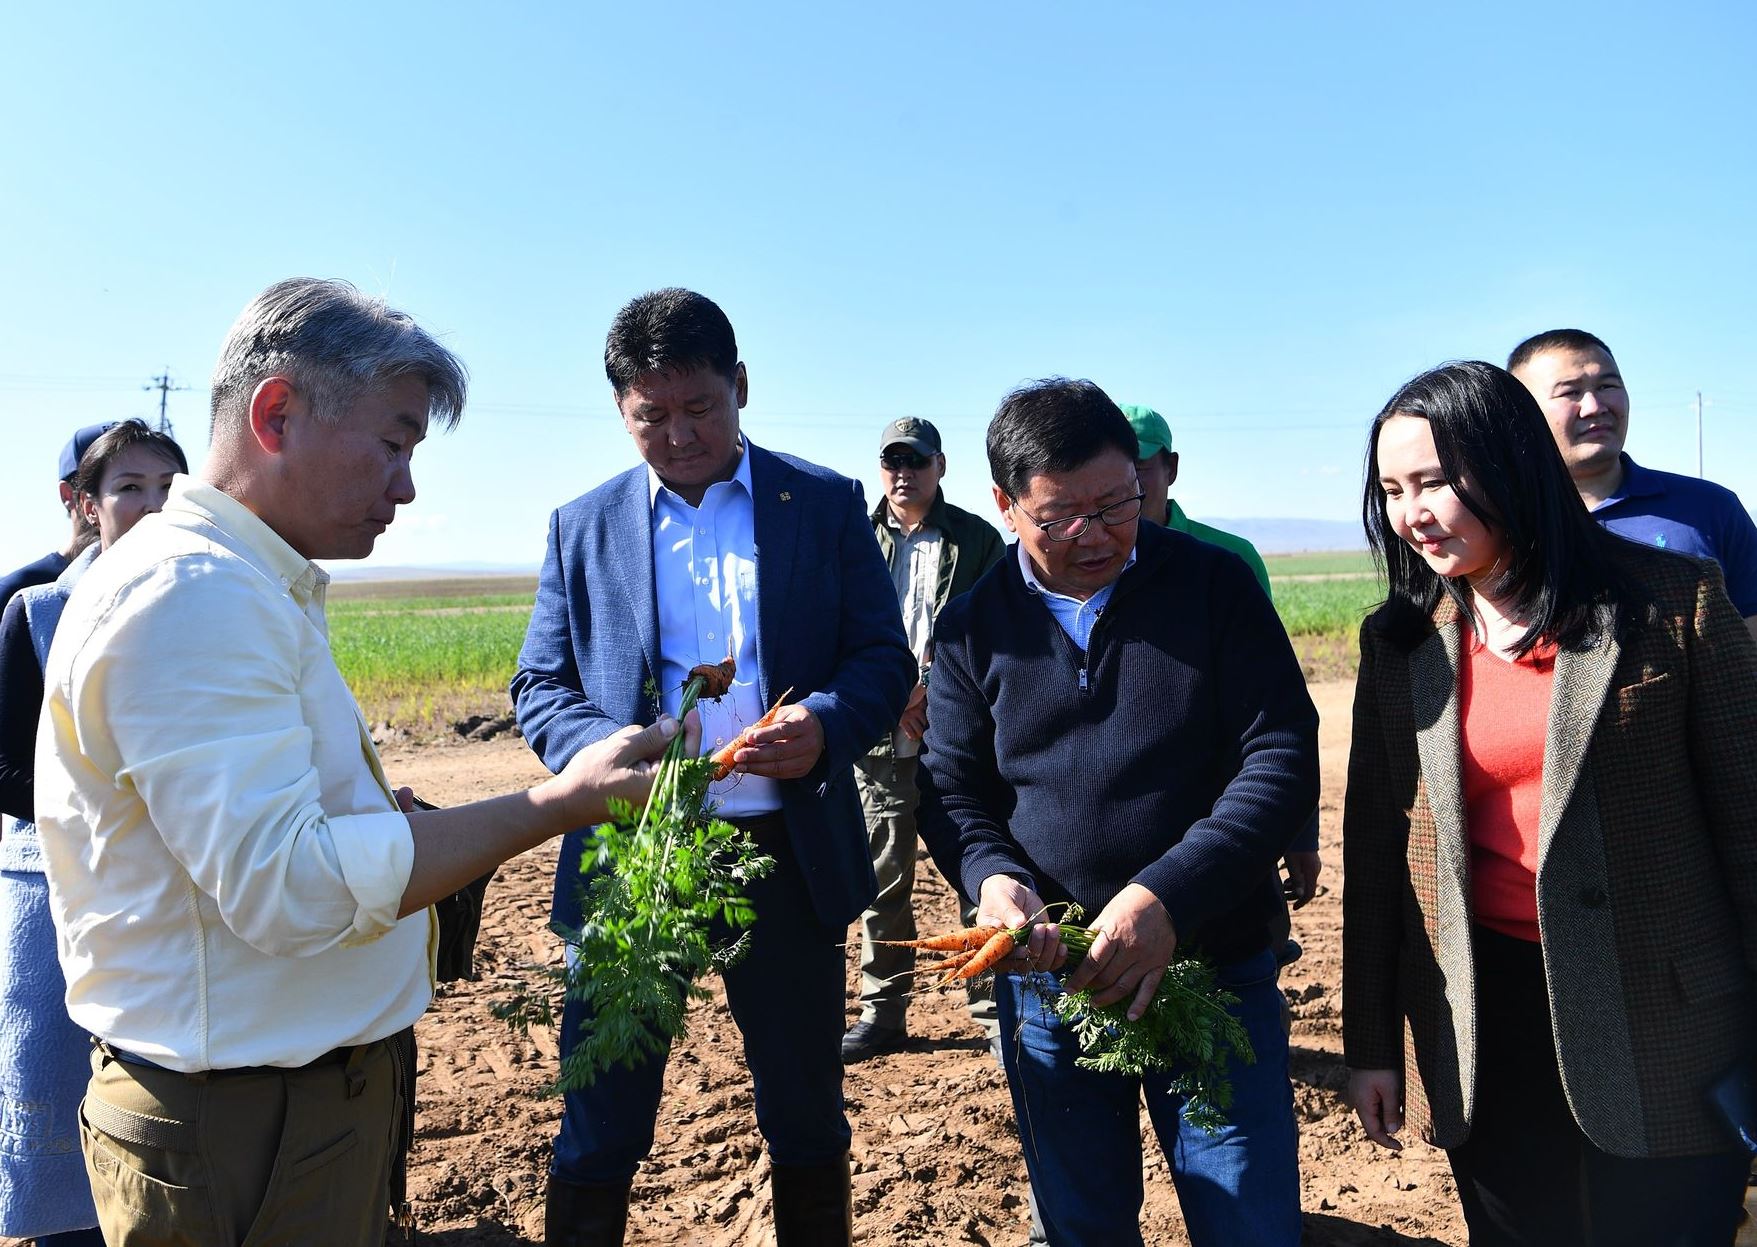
<box><xmin>1341</xmin><ymin>362</ymin><xmax>1757</xmax><ymax>1246</ymax></box>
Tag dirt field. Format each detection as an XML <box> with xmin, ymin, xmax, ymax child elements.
<box><xmin>381</xmin><ymin>679</ymin><xmax>1471</xmax><ymax>1246</ymax></box>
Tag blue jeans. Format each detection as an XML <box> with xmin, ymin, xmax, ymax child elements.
<box><xmin>551</xmin><ymin>846</ymin><xmax>850</xmax><ymax>1183</ymax></box>
<box><xmin>994</xmin><ymin>948</ymin><xmax>1300</xmax><ymax>1247</ymax></box>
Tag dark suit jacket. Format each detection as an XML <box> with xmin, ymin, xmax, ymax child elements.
<box><xmin>1342</xmin><ymin>544</ymin><xmax>1757</xmax><ymax>1157</ymax></box>
<box><xmin>512</xmin><ymin>442</ymin><xmax>916</xmax><ymax>930</ymax></box>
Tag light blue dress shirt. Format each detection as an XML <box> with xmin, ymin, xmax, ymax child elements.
<box><xmin>1015</xmin><ymin>540</ymin><xmax>1138</xmax><ymax>650</ymax></box>
<box><xmin>649</xmin><ymin>446</ymin><xmax>780</xmax><ymax>817</ymax></box>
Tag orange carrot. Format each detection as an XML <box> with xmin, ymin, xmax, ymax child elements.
<box><xmin>932</xmin><ymin>946</ymin><xmax>986</xmax><ymax>986</ymax></box>
<box><xmin>873</xmin><ymin>928</ymin><xmax>994</xmax><ymax>952</ymax></box>
<box><xmin>709</xmin><ymin>687</ymin><xmax>795</xmax><ymax>781</ymax></box>
<box><xmin>687</xmin><ymin>656</ymin><xmax>738</xmax><ymax>700</ymax></box>
<box><xmin>952</xmin><ymin>929</ymin><xmax>1017</xmax><ymax>981</ymax></box>
<box><xmin>933</xmin><ymin>947</ymin><xmax>982</xmax><ymax>969</ymax></box>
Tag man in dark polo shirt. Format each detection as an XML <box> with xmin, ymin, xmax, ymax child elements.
<box><xmin>0</xmin><ymin>423</ymin><xmax>112</xmax><ymax>612</ymax></box>
<box><xmin>1510</xmin><ymin>329</ymin><xmax>1757</xmax><ymax>638</ymax></box>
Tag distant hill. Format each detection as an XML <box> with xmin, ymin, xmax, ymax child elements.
<box><xmin>1204</xmin><ymin>517</ymin><xmax>1364</xmax><ymax>555</ymax></box>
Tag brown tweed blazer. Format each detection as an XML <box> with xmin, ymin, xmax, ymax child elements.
<box><xmin>1342</xmin><ymin>544</ymin><xmax>1757</xmax><ymax>1158</ymax></box>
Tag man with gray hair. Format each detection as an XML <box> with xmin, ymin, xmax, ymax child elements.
<box><xmin>36</xmin><ymin>278</ymin><xmax>682</xmax><ymax>1245</ymax></box>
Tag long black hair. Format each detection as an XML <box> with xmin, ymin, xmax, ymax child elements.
<box><xmin>1362</xmin><ymin>360</ymin><xmax>1637</xmax><ymax>654</ymax></box>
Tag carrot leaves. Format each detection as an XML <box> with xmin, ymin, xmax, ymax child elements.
<box><xmin>494</xmin><ymin>669</ymin><xmax>773</xmax><ymax>1092</ymax></box>
<box><xmin>1048</xmin><ymin>955</ymin><xmax>1253</xmax><ymax>1134</ymax></box>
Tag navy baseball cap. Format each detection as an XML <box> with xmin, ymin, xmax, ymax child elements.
<box><xmin>59</xmin><ymin>422</ymin><xmax>118</xmax><ymax>482</ymax></box>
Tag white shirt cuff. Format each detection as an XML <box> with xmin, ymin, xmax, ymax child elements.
<box><xmin>326</xmin><ymin>810</ymin><xmax>416</xmax><ymax>944</ymax></box>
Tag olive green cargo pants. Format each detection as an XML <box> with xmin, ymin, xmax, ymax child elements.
<box><xmin>854</xmin><ymin>751</ymin><xmax>997</xmax><ymax>1035</ymax></box>
<box><xmin>80</xmin><ymin>1036</ymin><xmax>403</xmax><ymax>1246</ymax></box>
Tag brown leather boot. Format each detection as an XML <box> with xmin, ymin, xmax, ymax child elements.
<box><xmin>770</xmin><ymin>1154</ymin><xmax>854</xmax><ymax>1246</ymax></box>
<box><xmin>544</xmin><ymin>1174</ymin><xmax>632</xmax><ymax>1247</ymax></box>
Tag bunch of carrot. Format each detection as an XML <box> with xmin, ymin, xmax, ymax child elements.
<box><xmin>878</xmin><ymin>926</ymin><xmax>1015</xmax><ymax>986</ymax></box>
<box><xmin>877</xmin><ymin>922</ymin><xmax>1097</xmax><ymax>986</ymax></box>
<box><xmin>508</xmin><ymin>655</ymin><xmax>785</xmax><ymax>1091</ymax></box>
<box><xmin>880</xmin><ymin>918</ymin><xmax>1254</xmax><ymax>1131</ymax></box>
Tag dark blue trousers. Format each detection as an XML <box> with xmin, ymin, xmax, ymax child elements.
<box><xmin>994</xmin><ymin>948</ymin><xmax>1301</xmax><ymax>1247</ymax></box>
<box><xmin>550</xmin><ymin>844</ymin><xmax>850</xmax><ymax>1183</ymax></box>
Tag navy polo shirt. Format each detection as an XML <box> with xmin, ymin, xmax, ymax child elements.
<box><xmin>1593</xmin><ymin>455</ymin><xmax>1757</xmax><ymax>616</ymax></box>
<box><xmin>0</xmin><ymin>551</ymin><xmax>68</xmax><ymax>614</ymax></box>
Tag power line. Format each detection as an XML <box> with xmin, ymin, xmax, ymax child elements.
<box><xmin>0</xmin><ymin>373</ymin><xmax>148</xmax><ymax>385</ymax></box>
<box><xmin>1</xmin><ymin>374</ymin><xmax>1749</xmax><ymax>450</ymax></box>
<box><xmin>142</xmin><ymin>369</ymin><xmax>194</xmax><ymax>439</ymax></box>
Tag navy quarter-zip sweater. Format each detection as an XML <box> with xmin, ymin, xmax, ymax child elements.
<box><xmin>916</xmin><ymin>520</ymin><xmax>1320</xmax><ymax>965</ymax></box>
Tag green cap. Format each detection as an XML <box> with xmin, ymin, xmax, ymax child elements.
<box><xmin>1118</xmin><ymin>404</ymin><xmax>1173</xmax><ymax>459</ymax></box>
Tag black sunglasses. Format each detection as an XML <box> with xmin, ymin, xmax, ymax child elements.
<box><xmin>881</xmin><ymin>450</ymin><xmax>932</xmax><ymax>471</ymax></box>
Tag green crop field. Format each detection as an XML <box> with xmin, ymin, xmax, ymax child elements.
<box><xmin>1271</xmin><ymin>575</ymin><xmax>1383</xmax><ymax>637</ymax></box>
<box><xmin>1263</xmin><ymin>542</ymin><xmax>1382</xmax><ymax>642</ymax></box>
<box><xmin>1262</xmin><ymin>550</ymin><xmax>1376</xmax><ymax>577</ymax></box>
<box><xmin>328</xmin><ymin>578</ymin><xmax>535</xmax><ymax>726</ymax></box>
<box><xmin>329</xmin><ymin>593</ymin><xmax>534</xmax><ymax>615</ymax></box>
<box><xmin>327</xmin><ymin>564</ymin><xmax>1386</xmax><ymax>729</ymax></box>
<box><xmin>1270</xmin><ymin>571</ymin><xmax>1383</xmax><ymax>682</ymax></box>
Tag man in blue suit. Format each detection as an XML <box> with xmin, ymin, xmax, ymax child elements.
<box><xmin>513</xmin><ymin>288</ymin><xmax>915</xmax><ymax>1247</ymax></box>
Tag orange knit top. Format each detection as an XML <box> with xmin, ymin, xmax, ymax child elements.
<box><xmin>1459</xmin><ymin>633</ymin><xmax>1557</xmax><ymax>943</ymax></box>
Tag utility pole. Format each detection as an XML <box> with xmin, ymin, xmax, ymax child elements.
<box><xmin>1696</xmin><ymin>391</ymin><xmax>1704</xmax><ymax>477</ymax></box>
<box><xmin>143</xmin><ymin>369</ymin><xmax>191</xmax><ymax>439</ymax></box>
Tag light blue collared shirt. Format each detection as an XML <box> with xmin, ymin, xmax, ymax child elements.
<box><xmin>1016</xmin><ymin>540</ymin><xmax>1138</xmax><ymax>650</ymax></box>
<box><xmin>650</xmin><ymin>445</ymin><xmax>779</xmax><ymax>817</ymax></box>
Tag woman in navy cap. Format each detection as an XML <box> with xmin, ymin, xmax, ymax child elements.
<box><xmin>0</xmin><ymin>423</ymin><xmax>117</xmax><ymax>613</ymax></box>
<box><xmin>0</xmin><ymin>419</ymin><xmax>185</xmax><ymax>1245</ymax></box>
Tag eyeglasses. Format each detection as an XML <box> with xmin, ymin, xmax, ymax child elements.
<box><xmin>1012</xmin><ymin>492</ymin><xmax>1145</xmax><ymax>542</ymax></box>
<box><xmin>880</xmin><ymin>450</ymin><xmax>932</xmax><ymax>471</ymax></box>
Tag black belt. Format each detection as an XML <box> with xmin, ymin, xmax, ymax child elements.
<box><xmin>90</xmin><ymin>1037</ymin><xmax>389</xmax><ymax>1152</ymax></box>
<box><xmin>102</xmin><ymin>1037</ymin><xmax>375</xmax><ymax>1078</ymax></box>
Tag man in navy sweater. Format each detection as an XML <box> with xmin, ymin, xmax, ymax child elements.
<box><xmin>917</xmin><ymin>379</ymin><xmax>1318</xmax><ymax>1247</ymax></box>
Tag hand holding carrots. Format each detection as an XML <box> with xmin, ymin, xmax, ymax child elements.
<box><xmin>723</xmin><ymin>703</ymin><xmax>824</xmax><ymax>780</ymax></box>
<box><xmin>547</xmin><ymin>715</ymin><xmax>694</xmax><ymax>826</ymax></box>
<box><xmin>976</xmin><ymin>874</ymin><xmax>1066</xmax><ymax>974</ymax></box>
<box><xmin>1062</xmin><ymin>882</ymin><xmax>1178</xmax><ymax>1022</ymax></box>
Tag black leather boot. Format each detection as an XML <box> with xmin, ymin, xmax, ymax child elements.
<box><xmin>544</xmin><ymin>1174</ymin><xmax>632</xmax><ymax>1247</ymax></box>
<box><xmin>770</xmin><ymin>1154</ymin><xmax>854</xmax><ymax>1246</ymax></box>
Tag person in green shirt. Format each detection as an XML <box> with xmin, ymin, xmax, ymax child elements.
<box><xmin>1122</xmin><ymin>403</ymin><xmax>1272</xmax><ymax>595</ymax></box>
<box><xmin>1120</xmin><ymin>404</ymin><xmax>1320</xmax><ymax>916</ymax></box>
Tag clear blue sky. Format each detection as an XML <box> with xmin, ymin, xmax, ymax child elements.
<box><xmin>4</xmin><ymin>1</ymin><xmax>1754</xmax><ymax>572</ymax></box>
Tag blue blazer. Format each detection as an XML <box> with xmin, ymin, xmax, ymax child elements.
<box><xmin>513</xmin><ymin>442</ymin><xmax>915</xmax><ymax>930</ymax></box>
